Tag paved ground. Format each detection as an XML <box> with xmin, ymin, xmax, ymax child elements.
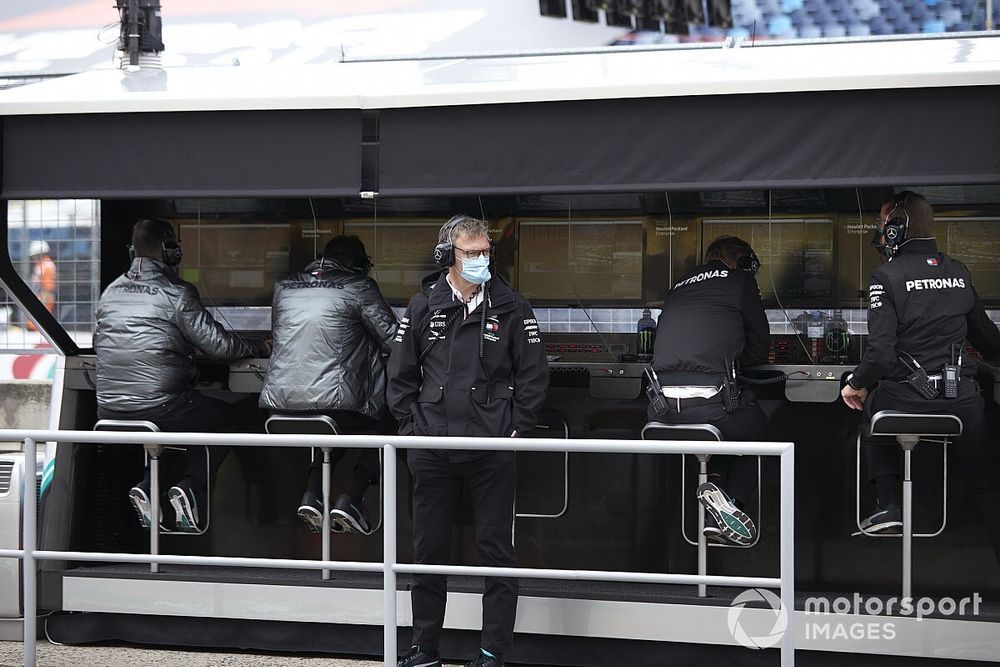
<box><xmin>0</xmin><ymin>640</ymin><xmax>383</xmax><ymax>667</ymax></box>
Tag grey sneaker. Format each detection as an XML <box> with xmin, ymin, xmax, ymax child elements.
<box><xmin>129</xmin><ymin>481</ymin><xmax>174</xmax><ymax>530</ymax></box>
<box><xmin>697</xmin><ymin>482</ymin><xmax>757</xmax><ymax>546</ymax></box>
<box><xmin>168</xmin><ymin>478</ymin><xmax>204</xmax><ymax>533</ymax></box>
<box><xmin>129</xmin><ymin>481</ymin><xmax>153</xmax><ymax>529</ymax></box>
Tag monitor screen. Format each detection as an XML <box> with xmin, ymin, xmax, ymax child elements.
<box><xmin>344</xmin><ymin>221</ymin><xmax>443</xmax><ymax>301</ymax></box>
<box><xmin>176</xmin><ymin>221</ymin><xmax>292</xmax><ymax>305</ymax></box>
<box><xmin>701</xmin><ymin>218</ymin><xmax>834</xmax><ymax>303</ymax></box>
<box><xmin>517</xmin><ymin>219</ymin><xmax>644</xmax><ymax>301</ymax></box>
<box><xmin>941</xmin><ymin>217</ymin><xmax>1000</xmax><ymax>302</ymax></box>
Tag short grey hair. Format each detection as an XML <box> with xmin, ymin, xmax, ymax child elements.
<box><xmin>439</xmin><ymin>214</ymin><xmax>489</xmax><ymax>245</ymax></box>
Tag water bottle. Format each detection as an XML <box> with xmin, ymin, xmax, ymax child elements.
<box><xmin>637</xmin><ymin>308</ymin><xmax>656</xmax><ymax>358</ymax></box>
<box><xmin>807</xmin><ymin>311</ymin><xmax>825</xmax><ymax>362</ymax></box>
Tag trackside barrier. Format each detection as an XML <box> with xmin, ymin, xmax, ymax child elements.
<box><xmin>0</xmin><ymin>430</ymin><xmax>795</xmax><ymax>667</ymax></box>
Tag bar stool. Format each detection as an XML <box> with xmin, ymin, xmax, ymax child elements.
<box><xmin>516</xmin><ymin>411</ymin><xmax>570</xmax><ymax>520</ymax></box>
<box><xmin>641</xmin><ymin>422</ymin><xmax>762</xmax><ymax>598</ymax></box>
<box><xmin>855</xmin><ymin>410</ymin><xmax>962</xmax><ymax>599</ymax></box>
<box><xmin>264</xmin><ymin>414</ymin><xmax>383</xmax><ymax>580</ymax></box>
<box><xmin>94</xmin><ymin>419</ymin><xmax>213</xmax><ymax>573</ymax></box>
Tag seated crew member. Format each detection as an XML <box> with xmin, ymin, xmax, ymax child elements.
<box><xmin>649</xmin><ymin>236</ymin><xmax>769</xmax><ymax>546</ymax></box>
<box><xmin>95</xmin><ymin>218</ymin><xmax>267</xmax><ymax>532</ymax></box>
<box><xmin>842</xmin><ymin>192</ymin><xmax>1000</xmax><ymax>558</ymax></box>
<box><xmin>259</xmin><ymin>235</ymin><xmax>397</xmax><ymax>535</ymax></box>
<box><xmin>388</xmin><ymin>215</ymin><xmax>548</xmax><ymax>667</ymax></box>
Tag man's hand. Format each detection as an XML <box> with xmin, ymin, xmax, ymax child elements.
<box><xmin>841</xmin><ymin>383</ymin><xmax>868</xmax><ymax>411</ymax></box>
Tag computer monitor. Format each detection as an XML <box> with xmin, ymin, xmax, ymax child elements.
<box><xmin>702</xmin><ymin>218</ymin><xmax>834</xmax><ymax>304</ymax></box>
<box><xmin>517</xmin><ymin>219</ymin><xmax>644</xmax><ymax>302</ymax></box>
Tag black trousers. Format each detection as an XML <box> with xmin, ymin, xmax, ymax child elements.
<box><xmin>863</xmin><ymin>379</ymin><xmax>1000</xmax><ymax>564</ymax></box>
<box><xmin>294</xmin><ymin>410</ymin><xmax>382</xmax><ymax>498</ymax></box>
<box><xmin>99</xmin><ymin>390</ymin><xmax>234</xmax><ymax>490</ymax></box>
<box><xmin>407</xmin><ymin>449</ymin><xmax>518</xmax><ymax>655</ymax></box>
<box><xmin>647</xmin><ymin>393</ymin><xmax>767</xmax><ymax>507</ymax></box>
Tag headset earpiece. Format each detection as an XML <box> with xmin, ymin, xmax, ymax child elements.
<box><xmin>433</xmin><ymin>241</ymin><xmax>455</xmax><ymax>268</ymax></box>
<box><xmin>128</xmin><ymin>244</ymin><xmax>135</xmax><ymax>262</ymax></box>
<box><xmin>434</xmin><ymin>215</ymin><xmax>468</xmax><ymax>268</ymax></box>
<box><xmin>355</xmin><ymin>251</ymin><xmax>374</xmax><ymax>276</ymax></box>
<box><xmin>161</xmin><ymin>239</ymin><xmax>183</xmax><ymax>266</ymax></box>
<box><xmin>880</xmin><ymin>197</ymin><xmax>910</xmax><ymax>257</ymax></box>
<box><xmin>737</xmin><ymin>249</ymin><xmax>760</xmax><ymax>275</ymax></box>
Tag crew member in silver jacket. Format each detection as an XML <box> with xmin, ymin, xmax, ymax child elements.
<box><xmin>96</xmin><ymin>218</ymin><xmax>266</xmax><ymax>533</ymax></box>
<box><xmin>259</xmin><ymin>235</ymin><xmax>397</xmax><ymax>535</ymax></box>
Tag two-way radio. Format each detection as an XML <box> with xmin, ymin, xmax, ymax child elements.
<box><xmin>943</xmin><ymin>344</ymin><xmax>962</xmax><ymax>399</ymax></box>
<box><xmin>898</xmin><ymin>352</ymin><xmax>939</xmax><ymax>400</ymax></box>
<box><xmin>721</xmin><ymin>358</ymin><xmax>741</xmax><ymax>413</ymax></box>
<box><xmin>644</xmin><ymin>366</ymin><xmax>668</xmax><ymax>417</ymax></box>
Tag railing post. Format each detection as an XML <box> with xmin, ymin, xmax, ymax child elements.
<box><xmin>148</xmin><ymin>447</ymin><xmax>160</xmax><ymax>575</ymax></box>
<box><xmin>23</xmin><ymin>437</ymin><xmax>37</xmax><ymax>667</ymax></box>
<box><xmin>322</xmin><ymin>447</ymin><xmax>332</xmax><ymax>581</ymax></box>
<box><xmin>383</xmin><ymin>443</ymin><xmax>397</xmax><ymax>667</ymax></box>
<box><xmin>780</xmin><ymin>444</ymin><xmax>795</xmax><ymax>667</ymax></box>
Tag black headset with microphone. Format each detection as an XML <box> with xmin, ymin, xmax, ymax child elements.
<box><xmin>433</xmin><ymin>214</ymin><xmax>496</xmax><ymax>269</ymax></box>
<box><xmin>737</xmin><ymin>247</ymin><xmax>761</xmax><ymax>275</ymax></box>
<box><xmin>873</xmin><ymin>191</ymin><xmax>913</xmax><ymax>259</ymax></box>
<box><xmin>707</xmin><ymin>236</ymin><xmax>760</xmax><ymax>275</ymax></box>
<box><xmin>128</xmin><ymin>219</ymin><xmax>183</xmax><ymax>267</ymax></box>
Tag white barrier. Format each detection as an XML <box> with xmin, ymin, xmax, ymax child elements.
<box><xmin>0</xmin><ymin>429</ymin><xmax>795</xmax><ymax>667</ymax></box>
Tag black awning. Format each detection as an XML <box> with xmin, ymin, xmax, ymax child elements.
<box><xmin>1</xmin><ymin>109</ymin><xmax>362</xmax><ymax>199</ymax></box>
<box><xmin>378</xmin><ymin>85</ymin><xmax>1000</xmax><ymax>195</ymax></box>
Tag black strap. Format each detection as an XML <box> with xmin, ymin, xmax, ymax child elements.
<box><xmin>418</xmin><ymin>307</ymin><xmax>463</xmax><ymax>363</ymax></box>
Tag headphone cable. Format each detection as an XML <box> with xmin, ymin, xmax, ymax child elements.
<box><xmin>565</xmin><ymin>200</ymin><xmax>617</xmax><ymax>363</ymax></box>
<box><xmin>766</xmin><ymin>190</ymin><xmax>816</xmax><ymax>364</ymax></box>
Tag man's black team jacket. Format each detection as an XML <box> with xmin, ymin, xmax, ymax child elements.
<box><xmin>850</xmin><ymin>239</ymin><xmax>1000</xmax><ymax>389</ymax></box>
<box><xmin>387</xmin><ymin>272</ymin><xmax>549</xmax><ymax>455</ymax></box>
<box><xmin>652</xmin><ymin>259</ymin><xmax>770</xmax><ymax>384</ymax></box>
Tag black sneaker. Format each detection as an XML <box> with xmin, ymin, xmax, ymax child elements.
<box><xmin>168</xmin><ymin>478</ymin><xmax>205</xmax><ymax>533</ymax></box>
<box><xmin>465</xmin><ymin>649</ymin><xmax>504</xmax><ymax>667</ymax></box>
<box><xmin>297</xmin><ymin>491</ymin><xmax>344</xmax><ymax>534</ymax></box>
<box><xmin>397</xmin><ymin>645</ymin><xmax>441</xmax><ymax>667</ymax></box>
<box><xmin>331</xmin><ymin>493</ymin><xmax>373</xmax><ymax>535</ymax></box>
<box><xmin>857</xmin><ymin>503</ymin><xmax>903</xmax><ymax>535</ymax></box>
<box><xmin>697</xmin><ymin>482</ymin><xmax>757</xmax><ymax>546</ymax></box>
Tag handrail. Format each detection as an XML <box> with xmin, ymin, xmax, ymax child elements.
<box><xmin>0</xmin><ymin>429</ymin><xmax>795</xmax><ymax>667</ymax></box>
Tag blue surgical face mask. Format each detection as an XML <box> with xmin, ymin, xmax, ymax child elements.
<box><xmin>459</xmin><ymin>254</ymin><xmax>491</xmax><ymax>285</ymax></box>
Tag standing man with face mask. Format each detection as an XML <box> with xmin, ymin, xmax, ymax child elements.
<box><xmin>388</xmin><ymin>215</ymin><xmax>549</xmax><ymax>667</ymax></box>
<box><xmin>843</xmin><ymin>192</ymin><xmax>1000</xmax><ymax>561</ymax></box>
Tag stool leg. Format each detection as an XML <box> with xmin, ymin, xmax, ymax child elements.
<box><xmin>148</xmin><ymin>450</ymin><xmax>161</xmax><ymax>575</ymax></box>
<box><xmin>697</xmin><ymin>454</ymin><xmax>710</xmax><ymax>598</ymax></box>
<box><xmin>322</xmin><ymin>447</ymin><xmax>332</xmax><ymax>581</ymax></box>
<box><xmin>902</xmin><ymin>445</ymin><xmax>914</xmax><ymax>600</ymax></box>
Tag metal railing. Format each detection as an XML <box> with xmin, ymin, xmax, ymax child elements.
<box><xmin>0</xmin><ymin>429</ymin><xmax>795</xmax><ymax>667</ymax></box>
